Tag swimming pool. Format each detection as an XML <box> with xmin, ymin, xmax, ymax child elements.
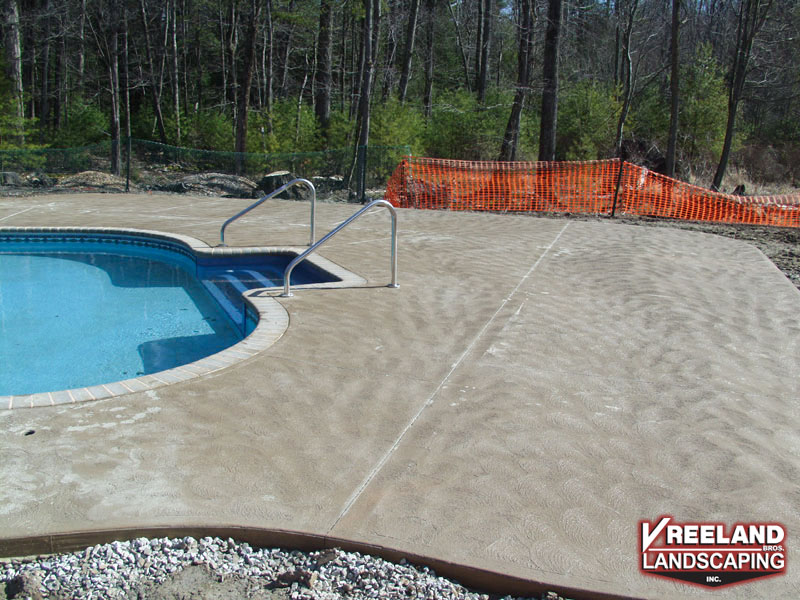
<box><xmin>0</xmin><ymin>229</ymin><xmax>350</xmax><ymax>405</ymax></box>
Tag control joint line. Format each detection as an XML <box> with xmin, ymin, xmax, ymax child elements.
<box><xmin>327</xmin><ymin>222</ymin><xmax>570</xmax><ymax>532</ymax></box>
<box><xmin>0</xmin><ymin>206</ymin><xmax>38</xmax><ymax>222</ymax></box>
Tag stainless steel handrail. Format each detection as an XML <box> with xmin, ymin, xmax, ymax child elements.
<box><xmin>281</xmin><ymin>199</ymin><xmax>398</xmax><ymax>297</ymax></box>
<box><xmin>219</xmin><ymin>178</ymin><xmax>316</xmax><ymax>246</ymax></box>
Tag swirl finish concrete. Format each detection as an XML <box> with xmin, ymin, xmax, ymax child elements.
<box><xmin>1</xmin><ymin>193</ymin><xmax>799</xmax><ymax>599</ymax></box>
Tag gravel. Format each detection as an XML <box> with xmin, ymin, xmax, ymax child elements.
<box><xmin>0</xmin><ymin>537</ymin><xmax>564</xmax><ymax>600</ymax></box>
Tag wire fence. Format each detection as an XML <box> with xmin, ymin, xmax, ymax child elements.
<box><xmin>0</xmin><ymin>139</ymin><xmax>412</xmax><ymax>201</ymax></box>
<box><xmin>385</xmin><ymin>157</ymin><xmax>800</xmax><ymax>228</ymax></box>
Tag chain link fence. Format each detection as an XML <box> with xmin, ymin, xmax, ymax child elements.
<box><xmin>0</xmin><ymin>139</ymin><xmax>411</xmax><ymax>202</ymax></box>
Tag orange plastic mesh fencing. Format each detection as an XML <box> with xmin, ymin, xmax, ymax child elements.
<box><xmin>384</xmin><ymin>156</ymin><xmax>800</xmax><ymax>228</ymax></box>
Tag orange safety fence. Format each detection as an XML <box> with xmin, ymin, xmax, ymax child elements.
<box><xmin>384</xmin><ymin>156</ymin><xmax>800</xmax><ymax>228</ymax></box>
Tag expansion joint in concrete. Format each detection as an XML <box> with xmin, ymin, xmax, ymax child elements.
<box><xmin>326</xmin><ymin>223</ymin><xmax>571</xmax><ymax>534</ymax></box>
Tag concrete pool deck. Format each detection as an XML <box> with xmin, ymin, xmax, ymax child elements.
<box><xmin>1</xmin><ymin>193</ymin><xmax>799</xmax><ymax>599</ymax></box>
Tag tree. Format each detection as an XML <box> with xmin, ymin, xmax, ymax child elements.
<box><xmin>169</xmin><ymin>0</ymin><xmax>181</xmax><ymax>144</ymax></box>
<box><xmin>353</xmin><ymin>0</ymin><xmax>380</xmax><ymax>199</ymax></box>
<box><xmin>665</xmin><ymin>0</ymin><xmax>681</xmax><ymax>177</ymax></box>
<box><xmin>138</xmin><ymin>0</ymin><xmax>168</xmax><ymax>143</ymax></box>
<box><xmin>423</xmin><ymin>0</ymin><xmax>435</xmax><ymax>117</ymax></box>
<box><xmin>314</xmin><ymin>0</ymin><xmax>333</xmax><ymax>133</ymax></box>
<box><xmin>711</xmin><ymin>0</ymin><xmax>773</xmax><ymax>190</ymax></box>
<box><xmin>397</xmin><ymin>0</ymin><xmax>420</xmax><ymax>103</ymax></box>
<box><xmin>613</xmin><ymin>0</ymin><xmax>639</xmax><ymax>155</ymax></box>
<box><xmin>539</xmin><ymin>0</ymin><xmax>563</xmax><ymax>161</ymax></box>
<box><xmin>234</xmin><ymin>0</ymin><xmax>262</xmax><ymax>168</ymax></box>
<box><xmin>499</xmin><ymin>0</ymin><xmax>533</xmax><ymax>161</ymax></box>
<box><xmin>1</xmin><ymin>0</ymin><xmax>24</xmax><ymax>133</ymax></box>
<box><xmin>477</xmin><ymin>0</ymin><xmax>492</xmax><ymax>103</ymax></box>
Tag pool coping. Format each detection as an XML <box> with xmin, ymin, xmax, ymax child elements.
<box><xmin>0</xmin><ymin>226</ymin><xmax>366</xmax><ymax>409</ymax></box>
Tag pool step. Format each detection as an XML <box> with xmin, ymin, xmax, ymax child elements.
<box><xmin>201</xmin><ymin>268</ymin><xmax>281</xmax><ymax>335</ymax></box>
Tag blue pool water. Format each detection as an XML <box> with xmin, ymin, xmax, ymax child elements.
<box><xmin>0</xmin><ymin>233</ymin><xmax>336</xmax><ymax>396</ymax></box>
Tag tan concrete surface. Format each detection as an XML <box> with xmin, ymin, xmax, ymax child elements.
<box><xmin>1</xmin><ymin>193</ymin><xmax>799</xmax><ymax>599</ymax></box>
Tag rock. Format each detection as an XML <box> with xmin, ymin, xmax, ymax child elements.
<box><xmin>58</xmin><ymin>171</ymin><xmax>131</xmax><ymax>192</ymax></box>
<box><xmin>25</xmin><ymin>173</ymin><xmax>54</xmax><ymax>187</ymax></box>
<box><xmin>176</xmin><ymin>173</ymin><xmax>257</xmax><ymax>198</ymax></box>
<box><xmin>4</xmin><ymin>570</ymin><xmax>44</xmax><ymax>600</ymax></box>
<box><xmin>273</xmin><ymin>569</ymin><xmax>317</xmax><ymax>589</ymax></box>
<box><xmin>0</xmin><ymin>172</ymin><xmax>23</xmax><ymax>186</ymax></box>
<box><xmin>310</xmin><ymin>175</ymin><xmax>345</xmax><ymax>194</ymax></box>
<box><xmin>255</xmin><ymin>171</ymin><xmax>311</xmax><ymax>200</ymax></box>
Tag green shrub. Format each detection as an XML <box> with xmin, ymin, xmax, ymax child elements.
<box><xmin>632</xmin><ymin>44</ymin><xmax>730</xmax><ymax>169</ymax></box>
<box><xmin>248</xmin><ymin>99</ymin><xmax>319</xmax><ymax>154</ymax></box>
<box><xmin>184</xmin><ymin>109</ymin><xmax>234</xmax><ymax>150</ymax></box>
<box><xmin>556</xmin><ymin>81</ymin><xmax>620</xmax><ymax>160</ymax></box>
<box><xmin>369</xmin><ymin>98</ymin><xmax>425</xmax><ymax>153</ymax></box>
<box><xmin>324</xmin><ymin>109</ymin><xmax>355</xmax><ymax>150</ymax></box>
<box><xmin>49</xmin><ymin>99</ymin><xmax>107</xmax><ymax>148</ymax></box>
<box><xmin>423</xmin><ymin>89</ymin><xmax>529</xmax><ymax>160</ymax></box>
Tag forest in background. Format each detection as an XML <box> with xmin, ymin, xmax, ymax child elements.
<box><xmin>0</xmin><ymin>0</ymin><xmax>798</xmax><ymax>193</ymax></box>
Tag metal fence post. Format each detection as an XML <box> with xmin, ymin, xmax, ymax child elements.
<box><xmin>611</xmin><ymin>158</ymin><xmax>625</xmax><ymax>218</ymax></box>
<box><xmin>357</xmin><ymin>145</ymin><xmax>367</xmax><ymax>203</ymax></box>
<box><xmin>125</xmin><ymin>136</ymin><xmax>131</xmax><ymax>192</ymax></box>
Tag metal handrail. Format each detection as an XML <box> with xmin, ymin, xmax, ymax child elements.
<box><xmin>219</xmin><ymin>178</ymin><xmax>316</xmax><ymax>246</ymax></box>
<box><xmin>281</xmin><ymin>199</ymin><xmax>398</xmax><ymax>297</ymax></box>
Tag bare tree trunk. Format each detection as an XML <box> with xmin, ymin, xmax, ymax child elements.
<box><xmin>109</xmin><ymin>0</ymin><xmax>121</xmax><ymax>175</ymax></box>
<box><xmin>22</xmin><ymin>12</ymin><xmax>34</xmax><ymax>119</ymax></box>
<box><xmin>665</xmin><ymin>0</ymin><xmax>680</xmax><ymax>177</ymax></box>
<box><xmin>397</xmin><ymin>0</ymin><xmax>420</xmax><ymax>102</ymax></box>
<box><xmin>123</xmin><ymin>7</ymin><xmax>131</xmax><ymax>142</ymax></box>
<box><xmin>445</xmin><ymin>1</ymin><xmax>472</xmax><ymax>92</ymax></box>
<box><xmin>54</xmin><ymin>6</ymin><xmax>65</xmax><ymax>130</ymax></box>
<box><xmin>711</xmin><ymin>0</ymin><xmax>772</xmax><ymax>190</ymax></box>
<box><xmin>39</xmin><ymin>0</ymin><xmax>52</xmax><ymax>134</ymax></box>
<box><xmin>315</xmin><ymin>0</ymin><xmax>333</xmax><ymax>134</ymax></box>
<box><xmin>280</xmin><ymin>0</ymin><xmax>297</xmax><ymax>98</ymax></box>
<box><xmin>1</xmin><ymin>0</ymin><xmax>24</xmax><ymax>129</ymax></box>
<box><xmin>423</xmin><ymin>0</ymin><xmax>434</xmax><ymax>118</ymax></box>
<box><xmin>474</xmin><ymin>0</ymin><xmax>483</xmax><ymax>90</ymax></box>
<box><xmin>218</xmin><ymin>1</ymin><xmax>227</xmax><ymax>107</ymax></box>
<box><xmin>139</xmin><ymin>0</ymin><xmax>168</xmax><ymax>143</ymax></box>
<box><xmin>226</xmin><ymin>0</ymin><xmax>239</xmax><ymax>119</ymax></box>
<box><xmin>170</xmin><ymin>0</ymin><xmax>181</xmax><ymax>144</ymax></box>
<box><xmin>234</xmin><ymin>0</ymin><xmax>261</xmax><ymax>170</ymax></box>
<box><xmin>538</xmin><ymin>0</ymin><xmax>563</xmax><ymax>161</ymax></box>
<box><xmin>181</xmin><ymin>0</ymin><xmax>189</xmax><ymax>113</ymax></box>
<box><xmin>477</xmin><ymin>0</ymin><xmax>492</xmax><ymax>103</ymax></box>
<box><xmin>338</xmin><ymin>9</ymin><xmax>347</xmax><ymax>113</ymax></box>
<box><xmin>296</xmin><ymin>54</ymin><xmax>309</xmax><ymax>145</ymax></box>
<box><xmin>78</xmin><ymin>0</ymin><xmax>86</xmax><ymax>91</ymax></box>
<box><xmin>499</xmin><ymin>0</ymin><xmax>533</xmax><ymax>161</ymax></box>
<box><xmin>265</xmin><ymin>0</ymin><xmax>273</xmax><ymax>131</ymax></box>
<box><xmin>123</xmin><ymin>6</ymin><xmax>131</xmax><ymax>188</ymax></box>
<box><xmin>613</xmin><ymin>0</ymin><xmax>620</xmax><ymax>88</ymax></box>
<box><xmin>357</xmin><ymin>0</ymin><xmax>375</xmax><ymax>149</ymax></box>
<box><xmin>351</xmin><ymin>0</ymin><xmax>379</xmax><ymax>199</ymax></box>
<box><xmin>351</xmin><ymin>8</ymin><xmax>366</xmax><ymax>120</ymax></box>
<box><xmin>613</xmin><ymin>0</ymin><xmax>638</xmax><ymax>155</ymax></box>
<box><xmin>379</xmin><ymin>1</ymin><xmax>397</xmax><ymax>101</ymax></box>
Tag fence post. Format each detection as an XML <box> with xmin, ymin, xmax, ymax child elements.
<box><xmin>357</xmin><ymin>145</ymin><xmax>368</xmax><ymax>203</ymax></box>
<box><xmin>611</xmin><ymin>158</ymin><xmax>625</xmax><ymax>218</ymax></box>
<box><xmin>125</xmin><ymin>136</ymin><xmax>131</xmax><ymax>193</ymax></box>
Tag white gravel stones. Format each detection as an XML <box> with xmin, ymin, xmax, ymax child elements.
<box><xmin>0</xmin><ymin>536</ymin><xmax>538</xmax><ymax>599</ymax></box>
